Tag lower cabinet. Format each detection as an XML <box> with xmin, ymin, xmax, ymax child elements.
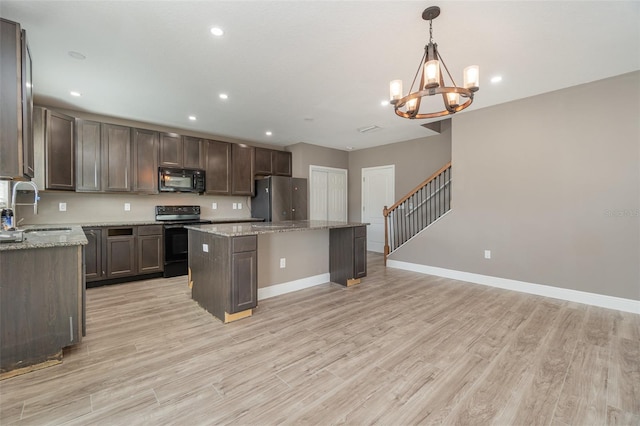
<box><xmin>329</xmin><ymin>226</ymin><xmax>367</xmax><ymax>286</ymax></box>
<box><xmin>1</xmin><ymin>245</ymin><xmax>83</xmax><ymax>375</ymax></box>
<box><xmin>83</xmin><ymin>225</ymin><xmax>163</xmax><ymax>284</ymax></box>
<box><xmin>137</xmin><ymin>225</ymin><xmax>163</xmax><ymax>274</ymax></box>
<box><xmin>189</xmin><ymin>231</ymin><xmax>258</xmax><ymax>323</ymax></box>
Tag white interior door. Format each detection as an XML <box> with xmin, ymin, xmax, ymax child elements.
<box><xmin>309</xmin><ymin>166</ymin><xmax>347</xmax><ymax>221</ymax></box>
<box><xmin>362</xmin><ymin>165</ymin><xmax>395</xmax><ymax>253</ymax></box>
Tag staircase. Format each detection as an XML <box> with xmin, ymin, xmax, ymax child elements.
<box><xmin>383</xmin><ymin>162</ymin><xmax>452</xmax><ymax>264</ymax></box>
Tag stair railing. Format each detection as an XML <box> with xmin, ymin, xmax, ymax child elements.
<box><xmin>383</xmin><ymin>162</ymin><xmax>452</xmax><ymax>264</ymax></box>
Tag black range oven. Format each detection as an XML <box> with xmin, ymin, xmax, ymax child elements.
<box><xmin>156</xmin><ymin>205</ymin><xmax>211</xmax><ymax>278</ymax></box>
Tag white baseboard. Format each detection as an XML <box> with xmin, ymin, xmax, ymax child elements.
<box><xmin>258</xmin><ymin>273</ymin><xmax>331</xmax><ymax>300</ymax></box>
<box><xmin>387</xmin><ymin>260</ymin><xmax>640</xmax><ymax>314</ymax></box>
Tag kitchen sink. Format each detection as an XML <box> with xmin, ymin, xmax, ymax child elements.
<box><xmin>24</xmin><ymin>227</ymin><xmax>72</xmax><ymax>236</ymax></box>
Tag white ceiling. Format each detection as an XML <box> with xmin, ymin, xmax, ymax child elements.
<box><xmin>2</xmin><ymin>1</ymin><xmax>639</xmax><ymax>151</ymax></box>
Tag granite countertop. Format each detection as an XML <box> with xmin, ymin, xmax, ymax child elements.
<box><xmin>0</xmin><ymin>225</ymin><xmax>88</xmax><ymax>251</ymax></box>
<box><xmin>186</xmin><ymin>220</ymin><xmax>368</xmax><ymax>237</ymax></box>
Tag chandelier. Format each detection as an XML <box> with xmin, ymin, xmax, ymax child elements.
<box><xmin>389</xmin><ymin>6</ymin><xmax>479</xmax><ymax>119</ymax></box>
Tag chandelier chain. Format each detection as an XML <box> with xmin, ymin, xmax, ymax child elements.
<box><xmin>429</xmin><ymin>19</ymin><xmax>433</xmax><ymax>44</ymax></box>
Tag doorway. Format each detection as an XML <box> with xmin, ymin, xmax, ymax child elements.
<box><xmin>361</xmin><ymin>165</ymin><xmax>395</xmax><ymax>253</ymax></box>
<box><xmin>309</xmin><ymin>166</ymin><xmax>348</xmax><ymax>221</ymax></box>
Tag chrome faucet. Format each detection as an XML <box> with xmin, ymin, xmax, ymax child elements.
<box><xmin>11</xmin><ymin>181</ymin><xmax>39</xmax><ymax>228</ymax></box>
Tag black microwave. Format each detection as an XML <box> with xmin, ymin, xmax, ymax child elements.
<box><xmin>158</xmin><ymin>167</ymin><xmax>206</xmax><ymax>193</ymax></box>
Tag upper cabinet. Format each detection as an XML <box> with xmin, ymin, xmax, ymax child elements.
<box><xmin>101</xmin><ymin>123</ymin><xmax>131</xmax><ymax>192</ymax></box>
<box><xmin>45</xmin><ymin>110</ymin><xmax>76</xmax><ymax>190</ymax></box>
<box><xmin>76</xmin><ymin>119</ymin><xmax>102</xmax><ymax>192</ymax></box>
<box><xmin>159</xmin><ymin>133</ymin><xmax>201</xmax><ymax>169</ymax></box>
<box><xmin>254</xmin><ymin>148</ymin><xmax>292</xmax><ymax>177</ymax></box>
<box><xmin>202</xmin><ymin>139</ymin><xmax>231</xmax><ymax>195</ymax></box>
<box><xmin>132</xmin><ymin>128</ymin><xmax>159</xmax><ymax>193</ymax></box>
<box><xmin>0</xmin><ymin>19</ymin><xmax>34</xmax><ymax>180</ymax></box>
<box><xmin>231</xmin><ymin>144</ymin><xmax>255</xmax><ymax>196</ymax></box>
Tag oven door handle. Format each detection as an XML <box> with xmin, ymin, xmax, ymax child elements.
<box><xmin>163</xmin><ymin>224</ymin><xmax>188</xmax><ymax>229</ymax></box>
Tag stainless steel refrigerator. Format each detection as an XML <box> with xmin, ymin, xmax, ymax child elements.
<box><xmin>251</xmin><ymin>176</ymin><xmax>308</xmax><ymax>222</ymax></box>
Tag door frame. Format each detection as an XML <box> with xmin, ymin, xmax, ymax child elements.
<box><xmin>309</xmin><ymin>165</ymin><xmax>348</xmax><ymax>221</ymax></box>
<box><xmin>361</xmin><ymin>165</ymin><xmax>395</xmax><ymax>253</ymax></box>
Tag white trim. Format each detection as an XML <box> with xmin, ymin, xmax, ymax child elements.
<box><xmin>361</xmin><ymin>164</ymin><xmax>395</xmax><ymax>253</ymax></box>
<box><xmin>387</xmin><ymin>260</ymin><xmax>640</xmax><ymax>314</ymax></box>
<box><xmin>258</xmin><ymin>273</ymin><xmax>331</xmax><ymax>300</ymax></box>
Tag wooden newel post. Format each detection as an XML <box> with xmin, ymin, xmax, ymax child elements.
<box><xmin>383</xmin><ymin>206</ymin><xmax>389</xmax><ymax>266</ymax></box>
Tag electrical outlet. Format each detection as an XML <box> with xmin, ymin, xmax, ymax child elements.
<box><xmin>237</xmin><ymin>202</ymin><xmax>242</xmax><ymax>210</ymax></box>
<box><xmin>202</xmin><ymin>244</ymin><xmax>209</xmax><ymax>253</ymax></box>
<box><xmin>280</xmin><ymin>258</ymin><xmax>286</xmax><ymax>268</ymax></box>
<box><xmin>232</xmin><ymin>203</ymin><xmax>237</xmax><ymax>210</ymax></box>
<box><xmin>484</xmin><ymin>250</ymin><xmax>491</xmax><ymax>259</ymax></box>
<box><xmin>59</xmin><ymin>202</ymin><xmax>67</xmax><ymax>212</ymax></box>
<box><xmin>124</xmin><ymin>203</ymin><xmax>131</xmax><ymax>211</ymax></box>
<box><xmin>212</xmin><ymin>202</ymin><xmax>217</xmax><ymax>210</ymax></box>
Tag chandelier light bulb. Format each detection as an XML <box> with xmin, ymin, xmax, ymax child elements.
<box><xmin>464</xmin><ymin>65</ymin><xmax>480</xmax><ymax>92</ymax></box>
<box><xmin>424</xmin><ymin>59</ymin><xmax>440</xmax><ymax>89</ymax></box>
<box><xmin>390</xmin><ymin>80</ymin><xmax>403</xmax><ymax>101</ymax></box>
<box><xmin>446</xmin><ymin>92</ymin><xmax>459</xmax><ymax>108</ymax></box>
<box><xmin>407</xmin><ymin>98</ymin><xmax>418</xmax><ymax>113</ymax></box>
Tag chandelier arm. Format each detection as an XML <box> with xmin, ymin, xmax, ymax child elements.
<box><xmin>437</xmin><ymin>51</ymin><xmax>458</xmax><ymax>88</ymax></box>
<box><xmin>392</xmin><ymin>87</ymin><xmax>474</xmax><ymax>119</ymax></box>
<box><xmin>408</xmin><ymin>50</ymin><xmax>427</xmax><ymax>95</ymax></box>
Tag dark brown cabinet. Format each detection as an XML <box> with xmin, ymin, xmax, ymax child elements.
<box><xmin>84</xmin><ymin>227</ymin><xmax>104</xmax><ymax>282</ymax></box>
<box><xmin>202</xmin><ymin>139</ymin><xmax>231</xmax><ymax>195</ymax></box>
<box><xmin>230</xmin><ymin>236</ymin><xmax>258</xmax><ymax>314</ymax></box>
<box><xmin>0</xmin><ymin>19</ymin><xmax>33</xmax><ymax>180</ymax></box>
<box><xmin>159</xmin><ymin>133</ymin><xmax>201</xmax><ymax>169</ymax></box>
<box><xmin>329</xmin><ymin>226</ymin><xmax>367</xmax><ymax>286</ymax></box>
<box><xmin>101</xmin><ymin>123</ymin><xmax>131</xmax><ymax>192</ymax></box>
<box><xmin>106</xmin><ymin>228</ymin><xmax>136</xmax><ymax>278</ymax></box>
<box><xmin>137</xmin><ymin>225</ymin><xmax>163</xmax><ymax>274</ymax></box>
<box><xmin>132</xmin><ymin>128</ymin><xmax>159</xmax><ymax>193</ymax></box>
<box><xmin>231</xmin><ymin>144</ymin><xmax>255</xmax><ymax>195</ymax></box>
<box><xmin>76</xmin><ymin>120</ymin><xmax>102</xmax><ymax>192</ymax></box>
<box><xmin>254</xmin><ymin>148</ymin><xmax>292</xmax><ymax>177</ymax></box>
<box><xmin>1</xmin><ymin>245</ymin><xmax>82</xmax><ymax>373</ymax></box>
<box><xmin>45</xmin><ymin>110</ymin><xmax>75</xmax><ymax>190</ymax></box>
<box><xmin>189</xmin><ymin>231</ymin><xmax>258</xmax><ymax>323</ymax></box>
<box><xmin>182</xmin><ymin>136</ymin><xmax>202</xmax><ymax>169</ymax></box>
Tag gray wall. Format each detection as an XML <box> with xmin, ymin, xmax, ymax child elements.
<box><xmin>347</xmin><ymin>123</ymin><xmax>452</xmax><ymax>221</ymax></box>
<box><xmin>391</xmin><ymin>71</ymin><xmax>640</xmax><ymax>301</ymax></box>
<box><xmin>287</xmin><ymin>142</ymin><xmax>349</xmax><ymax>179</ymax></box>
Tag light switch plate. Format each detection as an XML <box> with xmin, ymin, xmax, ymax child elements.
<box><xmin>203</xmin><ymin>244</ymin><xmax>209</xmax><ymax>253</ymax></box>
<box><xmin>124</xmin><ymin>203</ymin><xmax>131</xmax><ymax>211</ymax></box>
<box><xmin>280</xmin><ymin>258</ymin><xmax>286</xmax><ymax>268</ymax></box>
<box><xmin>212</xmin><ymin>202</ymin><xmax>217</xmax><ymax>210</ymax></box>
<box><xmin>59</xmin><ymin>202</ymin><xmax>67</xmax><ymax>212</ymax></box>
<box><xmin>238</xmin><ymin>203</ymin><xmax>242</xmax><ymax>209</ymax></box>
<box><xmin>484</xmin><ymin>250</ymin><xmax>491</xmax><ymax>259</ymax></box>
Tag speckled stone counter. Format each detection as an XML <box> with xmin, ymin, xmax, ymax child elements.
<box><xmin>185</xmin><ymin>220</ymin><xmax>368</xmax><ymax>237</ymax></box>
<box><xmin>0</xmin><ymin>225</ymin><xmax>88</xmax><ymax>251</ymax></box>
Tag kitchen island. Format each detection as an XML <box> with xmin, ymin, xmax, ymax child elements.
<box><xmin>187</xmin><ymin>220</ymin><xmax>367</xmax><ymax>323</ymax></box>
<box><xmin>0</xmin><ymin>225</ymin><xmax>87</xmax><ymax>378</ymax></box>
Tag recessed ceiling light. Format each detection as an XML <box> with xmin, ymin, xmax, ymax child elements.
<box><xmin>491</xmin><ymin>76</ymin><xmax>503</xmax><ymax>83</ymax></box>
<box><xmin>210</xmin><ymin>27</ymin><xmax>224</xmax><ymax>36</ymax></box>
<box><xmin>346</xmin><ymin>146</ymin><xmax>354</xmax><ymax>150</ymax></box>
<box><xmin>380</xmin><ymin>100</ymin><xmax>390</xmax><ymax>106</ymax></box>
<box><xmin>188</xmin><ymin>116</ymin><xmax>197</xmax><ymax>121</ymax></box>
<box><xmin>68</xmin><ymin>51</ymin><xmax>86</xmax><ymax>60</ymax></box>
<box><xmin>265</xmin><ymin>131</ymin><xmax>272</xmax><ymax>136</ymax></box>
<box><xmin>219</xmin><ymin>93</ymin><xmax>228</xmax><ymax>100</ymax></box>
<box><xmin>70</xmin><ymin>91</ymin><xmax>82</xmax><ymax>97</ymax></box>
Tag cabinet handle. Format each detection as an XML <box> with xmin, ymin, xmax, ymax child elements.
<box><xmin>69</xmin><ymin>316</ymin><xmax>74</xmax><ymax>342</ymax></box>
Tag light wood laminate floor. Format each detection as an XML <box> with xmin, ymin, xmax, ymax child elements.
<box><xmin>1</xmin><ymin>253</ymin><xmax>638</xmax><ymax>425</ymax></box>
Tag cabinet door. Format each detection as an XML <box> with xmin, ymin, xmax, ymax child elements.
<box><xmin>132</xmin><ymin>128</ymin><xmax>158</xmax><ymax>193</ymax></box>
<box><xmin>76</xmin><ymin>120</ymin><xmax>102</xmax><ymax>191</ymax></box>
<box><xmin>83</xmin><ymin>227</ymin><xmax>104</xmax><ymax>281</ymax></box>
<box><xmin>203</xmin><ymin>139</ymin><xmax>231</xmax><ymax>195</ymax></box>
<box><xmin>106</xmin><ymin>234</ymin><xmax>136</xmax><ymax>278</ymax></box>
<box><xmin>137</xmin><ymin>225</ymin><xmax>163</xmax><ymax>274</ymax></box>
<box><xmin>45</xmin><ymin>110</ymin><xmax>75</xmax><ymax>190</ymax></box>
<box><xmin>159</xmin><ymin>132</ymin><xmax>182</xmax><ymax>167</ymax></box>
<box><xmin>182</xmin><ymin>136</ymin><xmax>202</xmax><ymax>169</ymax></box>
<box><xmin>354</xmin><ymin>227</ymin><xmax>367</xmax><ymax>278</ymax></box>
<box><xmin>231</xmin><ymin>144</ymin><xmax>255</xmax><ymax>195</ymax></box>
<box><xmin>101</xmin><ymin>123</ymin><xmax>131</xmax><ymax>192</ymax></box>
<box><xmin>254</xmin><ymin>148</ymin><xmax>273</xmax><ymax>175</ymax></box>
<box><xmin>21</xmin><ymin>30</ymin><xmax>34</xmax><ymax>178</ymax></box>
<box><xmin>273</xmin><ymin>151</ymin><xmax>292</xmax><ymax>177</ymax></box>
<box><xmin>231</xmin><ymin>250</ymin><xmax>257</xmax><ymax>314</ymax></box>
<box><xmin>0</xmin><ymin>19</ymin><xmax>21</xmax><ymax>179</ymax></box>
